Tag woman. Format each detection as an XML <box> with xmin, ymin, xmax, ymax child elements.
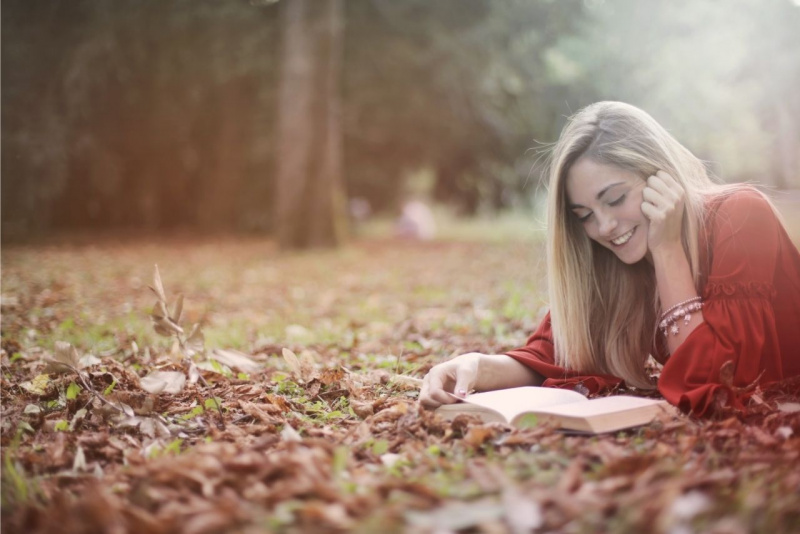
<box><xmin>420</xmin><ymin>101</ymin><xmax>800</xmax><ymax>416</ymax></box>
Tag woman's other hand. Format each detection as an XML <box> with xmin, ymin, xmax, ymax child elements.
<box><xmin>641</xmin><ymin>170</ymin><xmax>685</xmax><ymax>252</ymax></box>
<box><xmin>419</xmin><ymin>353</ymin><xmax>544</xmax><ymax>409</ymax></box>
<box><xmin>419</xmin><ymin>352</ymin><xmax>482</xmax><ymax>409</ymax></box>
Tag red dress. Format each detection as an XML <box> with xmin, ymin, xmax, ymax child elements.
<box><xmin>506</xmin><ymin>188</ymin><xmax>800</xmax><ymax>416</ymax></box>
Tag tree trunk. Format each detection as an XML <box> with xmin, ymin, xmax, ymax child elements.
<box><xmin>274</xmin><ymin>0</ymin><xmax>347</xmax><ymax>249</ymax></box>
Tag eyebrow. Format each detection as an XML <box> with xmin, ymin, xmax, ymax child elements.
<box><xmin>568</xmin><ymin>182</ymin><xmax>625</xmax><ymax>209</ymax></box>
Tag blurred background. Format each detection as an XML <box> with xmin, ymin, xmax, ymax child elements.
<box><xmin>3</xmin><ymin>0</ymin><xmax>799</xmax><ymax>247</ymax></box>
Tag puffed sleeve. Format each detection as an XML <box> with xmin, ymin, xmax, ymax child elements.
<box><xmin>658</xmin><ymin>189</ymin><xmax>783</xmax><ymax>416</ymax></box>
<box><xmin>505</xmin><ymin>312</ymin><xmax>624</xmax><ymax>394</ymax></box>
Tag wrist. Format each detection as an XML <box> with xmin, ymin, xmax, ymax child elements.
<box><xmin>649</xmin><ymin>240</ymin><xmax>685</xmax><ymax>264</ymax></box>
<box><xmin>476</xmin><ymin>353</ymin><xmax>543</xmax><ymax>390</ymax></box>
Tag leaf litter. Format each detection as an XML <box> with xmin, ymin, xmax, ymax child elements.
<box><xmin>1</xmin><ymin>237</ymin><xmax>799</xmax><ymax>533</ymax></box>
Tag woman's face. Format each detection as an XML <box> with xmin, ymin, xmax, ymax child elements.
<box><xmin>565</xmin><ymin>158</ymin><xmax>649</xmax><ymax>265</ymax></box>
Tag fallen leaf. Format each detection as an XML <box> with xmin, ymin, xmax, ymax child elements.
<box><xmin>185</xmin><ymin>324</ymin><xmax>205</xmax><ymax>356</ymax></box>
<box><xmin>282</xmin><ymin>348</ymin><xmax>304</xmax><ymax>383</ymax></box>
<box><xmin>140</xmin><ymin>371</ymin><xmax>186</xmax><ymax>394</ymax></box>
<box><xmin>668</xmin><ymin>490</ymin><xmax>711</xmax><ymax>522</ymax></box>
<box><xmin>72</xmin><ymin>445</ymin><xmax>88</xmax><ymax>473</ymax></box>
<box><xmin>211</xmin><ymin>349</ymin><xmax>261</xmax><ymax>373</ymax></box>
<box><xmin>281</xmin><ymin>424</ymin><xmax>302</xmax><ymax>442</ymax></box>
<box><xmin>777</xmin><ymin>402</ymin><xmax>800</xmax><ymax>413</ymax></box>
<box><xmin>150</xmin><ymin>264</ymin><xmax>167</xmax><ymax>303</ymax></box>
<box><xmin>503</xmin><ymin>486</ymin><xmax>543</xmax><ymax>533</ymax></box>
<box><xmin>405</xmin><ymin>498</ymin><xmax>504</xmax><ymax>531</ymax></box>
<box><xmin>44</xmin><ymin>341</ymin><xmax>82</xmax><ymax>373</ymax></box>
<box><xmin>171</xmin><ymin>293</ymin><xmax>184</xmax><ymax>324</ymax></box>
<box><xmin>79</xmin><ymin>354</ymin><xmax>103</xmax><ymax>368</ymax></box>
<box><xmin>20</xmin><ymin>374</ymin><xmax>50</xmax><ymax>395</ymax></box>
<box><xmin>390</xmin><ymin>375</ymin><xmax>424</xmax><ymax>389</ymax></box>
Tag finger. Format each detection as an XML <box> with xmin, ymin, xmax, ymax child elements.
<box><xmin>453</xmin><ymin>360</ymin><xmax>478</xmax><ymax>398</ymax></box>
<box><xmin>642</xmin><ymin>186</ymin><xmax>664</xmax><ymax>207</ymax></box>
<box><xmin>420</xmin><ymin>366</ymin><xmax>462</xmax><ymax>408</ymax></box>
<box><xmin>646</xmin><ymin>174</ymin><xmax>669</xmax><ymax>195</ymax></box>
<box><xmin>655</xmin><ymin>170</ymin><xmax>676</xmax><ymax>184</ymax></box>
<box><xmin>640</xmin><ymin>200</ymin><xmax>661</xmax><ymax>221</ymax></box>
<box><xmin>420</xmin><ymin>380</ymin><xmax>460</xmax><ymax>408</ymax></box>
<box><xmin>649</xmin><ymin>172</ymin><xmax>682</xmax><ymax>200</ymax></box>
<box><xmin>428</xmin><ymin>388</ymin><xmax>460</xmax><ymax>407</ymax></box>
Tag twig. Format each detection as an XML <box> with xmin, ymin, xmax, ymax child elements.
<box><xmin>66</xmin><ymin>364</ymin><xmax>127</xmax><ymax>415</ymax></box>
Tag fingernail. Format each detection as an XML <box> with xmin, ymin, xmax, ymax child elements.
<box><xmin>456</xmin><ymin>389</ymin><xmax>467</xmax><ymax>397</ymax></box>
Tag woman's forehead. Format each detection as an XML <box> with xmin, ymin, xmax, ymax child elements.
<box><xmin>565</xmin><ymin>159</ymin><xmax>640</xmax><ymax>202</ymax></box>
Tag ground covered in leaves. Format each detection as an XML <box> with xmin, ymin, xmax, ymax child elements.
<box><xmin>2</xmin><ymin>234</ymin><xmax>799</xmax><ymax>533</ymax></box>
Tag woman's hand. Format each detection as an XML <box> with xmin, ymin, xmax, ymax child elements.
<box><xmin>419</xmin><ymin>352</ymin><xmax>482</xmax><ymax>409</ymax></box>
<box><xmin>641</xmin><ymin>170</ymin><xmax>685</xmax><ymax>253</ymax></box>
<box><xmin>419</xmin><ymin>353</ymin><xmax>544</xmax><ymax>409</ymax></box>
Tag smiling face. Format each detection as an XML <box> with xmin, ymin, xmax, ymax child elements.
<box><xmin>565</xmin><ymin>158</ymin><xmax>649</xmax><ymax>265</ymax></box>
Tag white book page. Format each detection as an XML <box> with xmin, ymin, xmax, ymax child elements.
<box><xmin>529</xmin><ymin>396</ymin><xmax>665</xmax><ymax>418</ymax></box>
<box><xmin>457</xmin><ymin>387</ymin><xmax>588</xmax><ymax>423</ymax></box>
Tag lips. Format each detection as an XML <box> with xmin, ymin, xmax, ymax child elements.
<box><xmin>611</xmin><ymin>227</ymin><xmax>635</xmax><ymax>246</ymax></box>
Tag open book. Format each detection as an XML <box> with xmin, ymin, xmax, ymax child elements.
<box><xmin>435</xmin><ymin>387</ymin><xmax>674</xmax><ymax>434</ymax></box>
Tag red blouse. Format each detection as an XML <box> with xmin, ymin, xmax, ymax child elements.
<box><xmin>506</xmin><ymin>188</ymin><xmax>800</xmax><ymax>416</ymax></box>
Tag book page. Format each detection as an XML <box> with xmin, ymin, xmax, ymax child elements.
<box><xmin>456</xmin><ymin>387</ymin><xmax>588</xmax><ymax>423</ymax></box>
<box><xmin>527</xmin><ymin>396</ymin><xmax>665</xmax><ymax>418</ymax></box>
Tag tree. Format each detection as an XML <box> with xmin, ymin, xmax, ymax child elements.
<box><xmin>274</xmin><ymin>0</ymin><xmax>347</xmax><ymax>249</ymax></box>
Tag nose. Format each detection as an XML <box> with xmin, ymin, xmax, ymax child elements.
<box><xmin>596</xmin><ymin>212</ymin><xmax>618</xmax><ymax>237</ymax></box>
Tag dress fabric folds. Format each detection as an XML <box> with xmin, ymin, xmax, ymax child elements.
<box><xmin>505</xmin><ymin>189</ymin><xmax>800</xmax><ymax>416</ymax></box>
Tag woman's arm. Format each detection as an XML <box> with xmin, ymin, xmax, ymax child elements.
<box><xmin>642</xmin><ymin>171</ymin><xmax>704</xmax><ymax>353</ymax></box>
<box><xmin>419</xmin><ymin>353</ymin><xmax>543</xmax><ymax>409</ymax></box>
<box><xmin>658</xmin><ymin>188</ymin><xmax>793</xmax><ymax>415</ymax></box>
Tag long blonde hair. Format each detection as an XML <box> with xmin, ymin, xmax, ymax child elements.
<box><xmin>546</xmin><ymin>101</ymin><xmax>729</xmax><ymax>389</ymax></box>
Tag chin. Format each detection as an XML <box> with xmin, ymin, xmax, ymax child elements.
<box><xmin>613</xmin><ymin>246</ymin><xmax>648</xmax><ymax>265</ymax></box>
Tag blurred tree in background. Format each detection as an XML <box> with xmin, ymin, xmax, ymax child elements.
<box><xmin>2</xmin><ymin>0</ymin><xmax>799</xmax><ymax>242</ymax></box>
<box><xmin>275</xmin><ymin>0</ymin><xmax>346</xmax><ymax>249</ymax></box>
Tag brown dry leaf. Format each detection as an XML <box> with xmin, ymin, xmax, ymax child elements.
<box><xmin>466</xmin><ymin>458</ymin><xmax>506</xmax><ymax>493</ymax></box>
<box><xmin>44</xmin><ymin>341</ymin><xmax>82</xmax><ymax>373</ymax></box>
<box><xmin>151</xmin><ymin>301</ymin><xmax>184</xmax><ymax>337</ymax></box>
<box><xmin>239</xmin><ymin>401</ymin><xmax>282</xmax><ymax>424</ymax></box>
<box><xmin>299</xmin><ymin>501</ymin><xmax>354</xmax><ymax>530</ymax></box>
<box><xmin>282</xmin><ymin>348</ymin><xmax>304</xmax><ymax>382</ymax></box>
<box><xmin>171</xmin><ymin>293</ymin><xmax>184</xmax><ymax>324</ymax></box>
<box><xmin>463</xmin><ymin>425</ymin><xmax>500</xmax><ymax>448</ymax></box>
<box><xmin>319</xmin><ymin>367</ymin><xmax>345</xmax><ymax>386</ymax></box>
<box><xmin>150</xmin><ymin>264</ymin><xmax>168</xmax><ymax>303</ymax></box>
<box><xmin>777</xmin><ymin>401</ymin><xmax>800</xmax><ymax>413</ymax></box>
<box><xmin>390</xmin><ymin>374</ymin><xmax>424</xmax><ymax>389</ymax></box>
<box><xmin>140</xmin><ymin>371</ymin><xmax>186</xmax><ymax>394</ymax></box>
<box><xmin>350</xmin><ymin>399</ymin><xmax>374</xmax><ymax>419</ymax></box>
<box><xmin>281</xmin><ymin>424</ymin><xmax>302</xmax><ymax>442</ymax></box>
<box><xmin>406</xmin><ymin>498</ymin><xmax>504</xmax><ymax>531</ymax></box>
<box><xmin>211</xmin><ymin>349</ymin><xmax>261</xmax><ymax>373</ymax></box>
<box><xmin>185</xmin><ymin>324</ymin><xmax>205</xmax><ymax>356</ymax></box>
<box><xmin>503</xmin><ymin>486</ymin><xmax>544</xmax><ymax>533</ymax></box>
<box><xmin>265</xmin><ymin>394</ymin><xmax>292</xmax><ymax>412</ymax></box>
<box><xmin>20</xmin><ymin>373</ymin><xmax>51</xmax><ymax>395</ymax></box>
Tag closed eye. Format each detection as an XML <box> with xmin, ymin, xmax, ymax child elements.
<box><xmin>608</xmin><ymin>194</ymin><xmax>626</xmax><ymax>207</ymax></box>
<box><xmin>577</xmin><ymin>212</ymin><xmax>592</xmax><ymax>223</ymax></box>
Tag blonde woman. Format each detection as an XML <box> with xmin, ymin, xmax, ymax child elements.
<box><xmin>420</xmin><ymin>101</ymin><xmax>800</xmax><ymax>416</ymax></box>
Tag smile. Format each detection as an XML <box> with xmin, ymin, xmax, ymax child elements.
<box><xmin>611</xmin><ymin>227</ymin><xmax>635</xmax><ymax>246</ymax></box>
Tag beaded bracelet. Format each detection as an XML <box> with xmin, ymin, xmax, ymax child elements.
<box><xmin>660</xmin><ymin>296</ymin><xmax>702</xmax><ymax>322</ymax></box>
<box><xmin>659</xmin><ymin>300</ymin><xmax>703</xmax><ymax>336</ymax></box>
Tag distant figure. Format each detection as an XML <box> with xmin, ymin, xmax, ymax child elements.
<box><xmin>348</xmin><ymin>197</ymin><xmax>372</xmax><ymax>236</ymax></box>
<box><xmin>395</xmin><ymin>200</ymin><xmax>436</xmax><ymax>240</ymax></box>
<box><xmin>348</xmin><ymin>197</ymin><xmax>372</xmax><ymax>223</ymax></box>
